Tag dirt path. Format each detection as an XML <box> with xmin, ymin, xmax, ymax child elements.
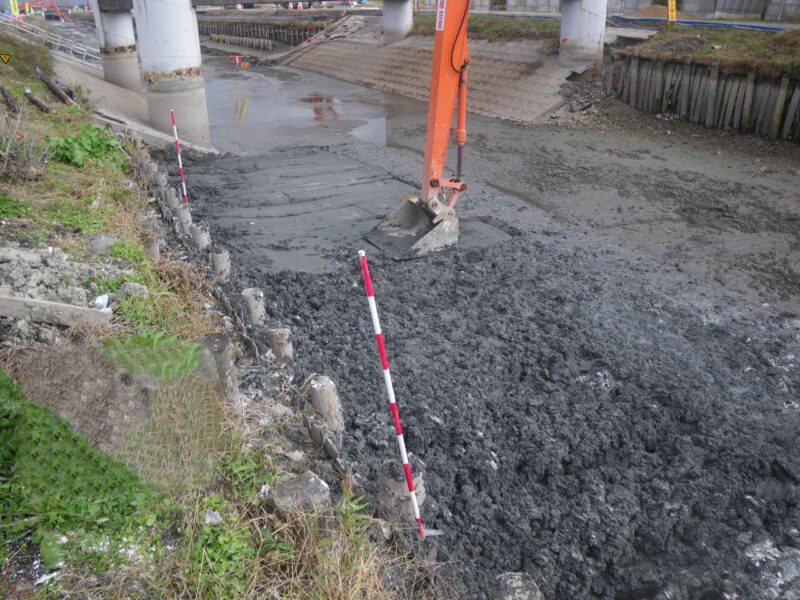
<box><xmin>186</xmin><ymin>72</ymin><xmax>800</xmax><ymax>598</ymax></box>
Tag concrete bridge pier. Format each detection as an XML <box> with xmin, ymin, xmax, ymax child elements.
<box><xmin>95</xmin><ymin>0</ymin><xmax>141</xmax><ymax>92</ymax></box>
<box><xmin>559</xmin><ymin>0</ymin><xmax>608</xmax><ymax>67</ymax></box>
<box><xmin>132</xmin><ymin>0</ymin><xmax>211</xmax><ymax>146</ymax></box>
<box><xmin>383</xmin><ymin>0</ymin><xmax>413</xmax><ymax>42</ymax></box>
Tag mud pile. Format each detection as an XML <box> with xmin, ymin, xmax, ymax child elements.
<box><xmin>250</xmin><ymin>233</ymin><xmax>800</xmax><ymax>599</ymax></box>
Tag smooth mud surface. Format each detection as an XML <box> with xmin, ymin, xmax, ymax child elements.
<box><xmin>188</xmin><ymin>61</ymin><xmax>800</xmax><ymax>599</ymax></box>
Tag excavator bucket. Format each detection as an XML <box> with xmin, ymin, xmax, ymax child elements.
<box><xmin>365</xmin><ymin>194</ymin><xmax>459</xmax><ymax>260</ymax></box>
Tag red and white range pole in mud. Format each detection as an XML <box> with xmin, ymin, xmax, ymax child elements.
<box><xmin>170</xmin><ymin>109</ymin><xmax>189</xmax><ymax>204</ymax></box>
<box><xmin>359</xmin><ymin>249</ymin><xmax>426</xmax><ymax>538</ymax></box>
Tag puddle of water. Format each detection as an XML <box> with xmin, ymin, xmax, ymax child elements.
<box><xmin>203</xmin><ymin>61</ymin><xmax>420</xmax><ymax>153</ymax></box>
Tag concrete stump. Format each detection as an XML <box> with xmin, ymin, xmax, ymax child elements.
<box><xmin>175</xmin><ymin>204</ymin><xmax>192</xmax><ymax>235</ymax></box>
<box><xmin>190</xmin><ymin>223</ymin><xmax>211</xmax><ymax>251</ymax></box>
<box><xmin>144</xmin><ymin>232</ymin><xmax>160</xmax><ymax>263</ymax></box>
<box><xmin>269</xmin><ymin>472</ymin><xmax>331</xmax><ymax>513</ymax></box>
<box><xmin>378</xmin><ymin>457</ymin><xmax>426</xmax><ymax>522</ymax></box>
<box><xmin>494</xmin><ymin>573</ymin><xmax>544</xmax><ymax>600</ymax></box>
<box><xmin>241</xmin><ymin>288</ymin><xmax>266</xmax><ymax>327</ymax></box>
<box><xmin>154</xmin><ymin>170</ymin><xmax>169</xmax><ymax>189</ymax></box>
<box><xmin>266</xmin><ymin>327</ymin><xmax>293</xmax><ymax>362</ymax></box>
<box><xmin>164</xmin><ymin>186</ymin><xmax>180</xmax><ymax>212</ymax></box>
<box><xmin>309</xmin><ymin>375</ymin><xmax>344</xmax><ymax>433</ymax></box>
<box><xmin>197</xmin><ymin>332</ymin><xmax>241</xmax><ymax>409</ymax></box>
<box><xmin>211</xmin><ymin>247</ymin><xmax>230</xmax><ymax>282</ymax></box>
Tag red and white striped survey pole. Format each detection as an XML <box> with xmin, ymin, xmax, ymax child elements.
<box><xmin>359</xmin><ymin>249</ymin><xmax>426</xmax><ymax>538</ymax></box>
<box><xmin>170</xmin><ymin>109</ymin><xmax>189</xmax><ymax>204</ymax></box>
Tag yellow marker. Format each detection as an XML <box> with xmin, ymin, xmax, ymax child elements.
<box><xmin>668</xmin><ymin>0</ymin><xmax>677</xmax><ymax>25</ymax></box>
<box><xmin>0</xmin><ymin>54</ymin><xmax>10</xmax><ymax>64</ymax></box>
<box><xmin>9</xmin><ymin>0</ymin><xmax>19</xmax><ymax>16</ymax></box>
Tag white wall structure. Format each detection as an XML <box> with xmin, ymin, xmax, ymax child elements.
<box><xmin>132</xmin><ymin>0</ymin><xmax>211</xmax><ymax>146</ymax></box>
<box><xmin>383</xmin><ymin>0</ymin><xmax>414</xmax><ymax>42</ymax></box>
<box><xmin>96</xmin><ymin>0</ymin><xmax>140</xmax><ymax>91</ymax></box>
<box><xmin>559</xmin><ymin>0</ymin><xmax>608</xmax><ymax>67</ymax></box>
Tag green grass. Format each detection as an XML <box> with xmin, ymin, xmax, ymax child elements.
<box><xmin>41</xmin><ymin>197</ymin><xmax>111</xmax><ymax>233</ymax></box>
<box><xmin>0</xmin><ymin>31</ymin><xmax>53</xmax><ymax>79</ymax></box>
<box><xmin>0</xmin><ymin>369</ymin><xmax>164</xmax><ymax>566</ymax></box>
<box><xmin>0</xmin><ymin>193</ymin><xmax>34</xmax><ymax>219</ymax></box>
<box><xmin>412</xmin><ymin>14</ymin><xmax>560</xmax><ymax>41</ymax></box>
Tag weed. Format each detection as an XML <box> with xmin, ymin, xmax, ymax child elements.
<box><xmin>219</xmin><ymin>450</ymin><xmax>277</xmax><ymax>501</ymax></box>
<box><xmin>335</xmin><ymin>489</ymin><xmax>371</xmax><ymax>544</ymax></box>
<box><xmin>82</xmin><ymin>275</ymin><xmax>128</xmax><ymax>293</ymax></box>
<box><xmin>182</xmin><ymin>496</ymin><xmax>257</xmax><ymax>599</ymax></box>
<box><xmin>117</xmin><ymin>293</ymin><xmax>179</xmax><ymax>333</ymax></box>
<box><xmin>0</xmin><ymin>113</ymin><xmax>50</xmax><ymax>183</ymax></box>
<box><xmin>47</xmin><ymin>124</ymin><xmax>127</xmax><ymax>171</ymax></box>
<box><xmin>109</xmin><ymin>239</ymin><xmax>147</xmax><ymax>265</ymax></box>
<box><xmin>42</xmin><ymin>197</ymin><xmax>111</xmax><ymax>233</ymax></box>
<box><xmin>0</xmin><ymin>193</ymin><xmax>34</xmax><ymax>219</ymax></box>
<box><xmin>101</xmin><ymin>332</ymin><xmax>202</xmax><ymax>379</ymax></box>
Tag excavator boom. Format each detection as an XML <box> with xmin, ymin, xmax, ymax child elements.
<box><xmin>367</xmin><ymin>0</ymin><xmax>470</xmax><ymax>258</ymax></box>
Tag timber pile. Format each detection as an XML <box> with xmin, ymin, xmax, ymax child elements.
<box><xmin>607</xmin><ymin>55</ymin><xmax>800</xmax><ymax>140</ymax></box>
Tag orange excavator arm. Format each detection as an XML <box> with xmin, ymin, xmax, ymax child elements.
<box><xmin>366</xmin><ymin>0</ymin><xmax>470</xmax><ymax>257</ymax></box>
<box><xmin>26</xmin><ymin>0</ymin><xmax>70</xmax><ymax>21</ymax></box>
<box><xmin>421</xmin><ymin>0</ymin><xmax>470</xmax><ymax>212</ymax></box>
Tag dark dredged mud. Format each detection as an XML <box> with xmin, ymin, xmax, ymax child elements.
<box><xmin>186</xmin><ymin>63</ymin><xmax>800</xmax><ymax>599</ymax></box>
<box><xmin>239</xmin><ymin>239</ymin><xmax>800</xmax><ymax>600</ymax></box>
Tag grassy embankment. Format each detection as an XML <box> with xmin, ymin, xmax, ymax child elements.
<box><xmin>412</xmin><ymin>13</ymin><xmax>561</xmax><ymax>41</ymax></box>
<box><xmin>0</xmin><ymin>32</ymin><xmax>439</xmax><ymax>600</ymax></box>
<box><xmin>615</xmin><ymin>26</ymin><xmax>800</xmax><ymax>78</ymax></box>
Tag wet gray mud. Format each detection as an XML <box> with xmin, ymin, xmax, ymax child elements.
<box><xmin>186</xmin><ymin>62</ymin><xmax>800</xmax><ymax>599</ymax></box>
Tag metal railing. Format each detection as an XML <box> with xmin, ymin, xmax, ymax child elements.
<box><xmin>0</xmin><ymin>13</ymin><xmax>102</xmax><ymax>69</ymax></box>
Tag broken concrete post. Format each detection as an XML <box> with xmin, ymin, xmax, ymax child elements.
<box><xmin>378</xmin><ymin>457</ymin><xmax>426</xmax><ymax>522</ymax></box>
<box><xmin>175</xmin><ymin>204</ymin><xmax>192</xmax><ymax>235</ymax></box>
<box><xmin>269</xmin><ymin>472</ymin><xmax>331</xmax><ymax>514</ymax></box>
<box><xmin>266</xmin><ymin>327</ymin><xmax>293</xmax><ymax>362</ymax></box>
<box><xmin>211</xmin><ymin>247</ymin><xmax>230</xmax><ymax>282</ymax></box>
<box><xmin>190</xmin><ymin>223</ymin><xmax>211</xmax><ymax>251</ymax></box>
<box><xmin>303</xmin><ymin>413</ymin><xmax>341</xmax><ymax>462</ymax></box>
<box><xmin>145</xmin><ymin>233</ymin><xmax>160</xmax><ymax>263</ymax></box>
<box><xmin>197</xmin><ymin>332</ymin><xmax>241</xmax><ymax>411</ymax></box>
<box><xmin>309</xmin><ymin>375</ymin><xmax>344</xmax><ymax>433</ymax></box>
<box><xmin>241</xmin><ymin>288</ymin><xmax>266</xmax><ymax>327</ymax></box>
<box><xmin>155</xmin><ymin>170</ymin><xmax>169</xmax><ymax>190</ymax></box>
<box><xmin>164</xmin><ymin>186</ymin><xmax>180</xmax><ymax>212</ymax></box>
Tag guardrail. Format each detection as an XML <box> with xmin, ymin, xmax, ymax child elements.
<box><xmin>0</xmin><ymin>13</ymin><xmax>102</xmax><ymax>69</ymax></box>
